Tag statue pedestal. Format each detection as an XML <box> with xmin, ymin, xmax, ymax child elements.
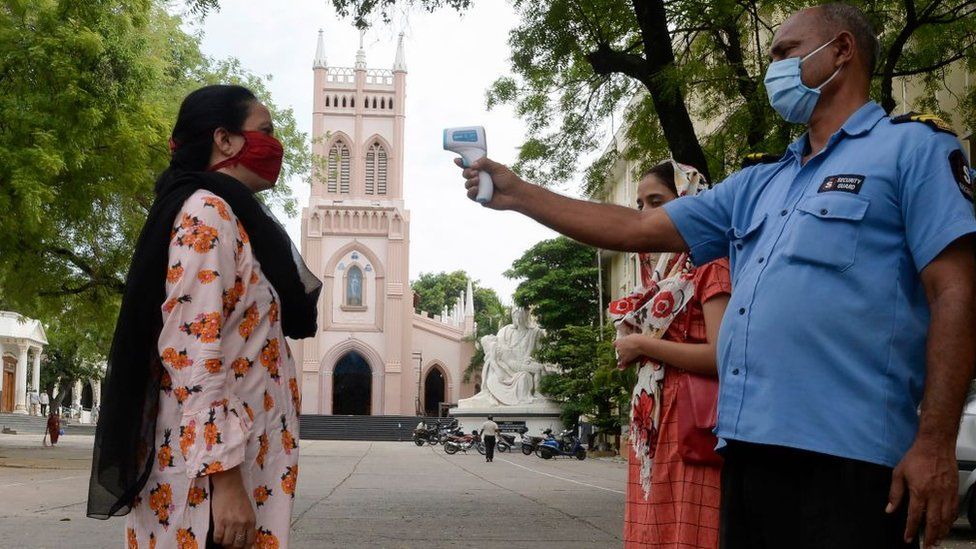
<box><xmin>449</xmin><ymin>400</ymin><xmax>563</xmax><ymax>437</ymax></box>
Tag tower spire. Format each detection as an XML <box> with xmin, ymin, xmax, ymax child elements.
<box><xmin>313</xmin><ymin>29</ymin><xmax>327</xmax><ymax>69</ymax></box>
<box><xmin>393</xmin><ymin>32</ymin><xmax>407</xmax><ymax>72</ymax></box>
<box><xmin>465</xmin><ymin>280</ymin><xmax>474</xmax><ymax>316</ymax></box>
<box><xmin>355</xmin><ymin>29</ymin><xmax>367</xmax><ymax>70</ymax></box>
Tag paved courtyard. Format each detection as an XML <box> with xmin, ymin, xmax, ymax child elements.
<box><xmin>2</xmin><ymin>434</ymin><xmax>976</xmax><ymax>548</ymax></box>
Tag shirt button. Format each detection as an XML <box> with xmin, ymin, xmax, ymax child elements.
<box><xmin>738</xmin><ymin>308</ymin><xmax>746</xmax><ymax>315</ymax></box>
<box><xmin>758</xmin><ymin>257</ymin><xmax>765</xmax><ymax>264</ymax></box>
<box><xmin>780</xmin><ymin>209</ymin><xmax>788</xmax><ymax>216</ymax></box>
<box><xmin>735</xmin><ymin>243</ymin><xmax>743</xmax><ymax>250</ymax></box>
<box><xmin>732</xmin><ymin>368</ymin><xmax>740</xmax><ymax>375</ymax></box>
<box><xmin>820</xmin><ymin>208</ymin><xmax>829</xmax><ymax>215</ymax></box>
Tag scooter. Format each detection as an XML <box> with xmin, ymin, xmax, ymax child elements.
<box><xmin>536</xmin><ymin>429</ymin><xmax>586</xmax><ymax>460</ymax></box>
<box><xmin>521</xmin><ymin>428</ymin><xmax>554</xmax><ymax>456</ymax></box>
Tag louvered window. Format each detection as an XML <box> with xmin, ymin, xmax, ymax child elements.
<box><xmin>364</xmin><ymin>141</ymin><xmax>388</xmax><ymax>195</ymax></box>
<box><xmin>327</xmin><ymin>140</ymin><xmax>351</xmax><ymax>194</ymax></box>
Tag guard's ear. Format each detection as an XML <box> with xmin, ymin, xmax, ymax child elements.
<box><xmin>834</xmin><ymin>30</ymin><xmax>857</xmax><ymax>68</ymax></box>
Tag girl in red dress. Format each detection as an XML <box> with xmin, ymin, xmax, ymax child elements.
<box><xmin>610</xmin><ymin>161</ymin><xmax>731</xmax><ymax>549</ymax></box>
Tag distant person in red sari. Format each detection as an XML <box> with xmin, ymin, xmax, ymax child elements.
<box><xmin>46</xmin><ymin>409</ymin><xmax>61</xmax><ymax>446</ymax></box>
<box><xmin>610</xmin><ymin>160</ymin><xmax>731</xmax><ymax>549</ymax></box>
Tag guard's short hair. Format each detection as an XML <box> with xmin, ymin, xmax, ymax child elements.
<box><xmin>819</xmin><ymin>3</ymin><xmax>880</xmax><ymax>76</ymax></box>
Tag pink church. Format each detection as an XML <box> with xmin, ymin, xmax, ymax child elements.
<box><xmin>298</xmin><ymin>31</ymin><xmax>479</xmax><ymax>417</ymax></box>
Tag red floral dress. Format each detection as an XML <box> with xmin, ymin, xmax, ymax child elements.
<box><xmin>125</xmin><ymin>190</ymin><xmax>301</xmax><ymax>549</ymax></box>
<box><xmin>624</xmin><ymin>258</ymin><xmax>731</xmax><ymax>549</ymax></box>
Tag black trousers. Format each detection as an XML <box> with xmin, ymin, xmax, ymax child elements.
<box><xmin>484</xmin><ymin>435</ymin><xmax>496</xmax><ymax>461</ymax></box>
<box><xmin>720</xmin><ymin>441</ymin><xmax>919</xmax><ymax>549</ymax></box>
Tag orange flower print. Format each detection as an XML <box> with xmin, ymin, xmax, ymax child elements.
<box><xmin>203</xmin><ymin>408</ymin><xmax>222</xmax><ymax>451</ymax></box>
<box><xmin>157</xmin><ymin>429</ymin><xmax>175</xmax><ymax>471</ymax></box>
<box><xmin>160</xmin><ymin>371</ymin><xmax>172</xmax><ymax>394</ymax></box>
<box><xmin>242</xmin><ymin>401</ymin><xmax>255</xmax><ymax>422</ymax></box>
<box><xmin>254</xmin><ymin>527</ymin><xmax>280</xmax><ymax>549</ymax></box>
<box><xmin>263</xmin><ymin>390</ymin><xmax>274</xmax><ymax>412</ymax></box>
<box><xmin>148</xmin><ymin>532</ymin><xmax>156</xmax><ymax>549</ymax></box>
<box><xmin>280</xmin><ymin>465</ymin><xmax>298</xmax><ymax>498</ymax></box>
<box><xmin>268</xmin><ymin>295</ymin><xmax>279</xmax><ymax>325</ymax></box>
<box><xmin>148</xmin><ymin>482</ymin><xmax>173</xmax><ymax>527</ymax></box>
<box><xmin>162</xmin><ymin>294</ymin><xmax>192</xmax><ymax>313</ymax></box>
<box><xmin>232</xmin><ymin>357</ymin><xmax>253</xmax><ymax>380</ymax></box>
<box><xmin>173</xmin><ymin>384</ymin><xmax>202</xmax><ymax>405</ymax></box>
<box><xmin>166</xmin><ymin>261</ymin><xmax>184</xmax><ymax>283</ymax></box>
<box><xmin>236</xmin><ymin>219</ymin><xmax>250</xmax><ymax>244</ymax></box>
<box><xmin>204</xmin><ymin>358</ymin><xmax>222</xmax><ymax>374</ymax></box>
<box><xmin>238</xmin><ymin>302</ymin><xmax>259</xmax><ymax>341</ymax></box>
<box><xmin>180</xmin><ymin>213</ymin><xmax>199</xmax><ymax>230</ymax></box>
<box><xmin>161</xmin><ymin>347</ymin><xmax>192</xmax><ymax>370</ymax></box>
<box><xmin>180</xmin><ymin>421</ymin><xmax>196</xmax><ymax>459</ymax></box>
<box><xmin>175</xmin><ymin>528</ymin><xmax>198</xmax><ymax>549</ymax></box>
<box><xmin>223</xmin><ymin>276</ymin><xmax>245</xmax><ymax>318</ymax></box>
<box><xmin>249</xmin><ymin>271</ymin><xmax>259</xmax><ymax>285</ymax></box>
<box><xmin>127</xmin><ymin>527</ymin><xmax>138</xmax><ymax>549</ymax></box>
<box><xmin>180</xmin><ymin>311</ymin><xmax>222</xmax><ymax>343</ymax></box>
<box><xmin>281</xmin><ymin>415</ymin><xmax>297</xmax><ymax>456</ymax></box>
<box><xmin>253</xmin><ymin>485</ymin><xmax>272</xmax><ymax>507</ymax></box>
<box><xmin>203</xmin><ymin>197</ymin><xmax>231</xmax><ymax>220</ymax></box>
<box><xmin>260</xmin><ymin>339</ymin><xmax>281</xmax><ymax>381</ymax></box>
<box><xmin>199</xmin><ymin>461</ymin><xmax>224</xmax><ymax>476</ymax></box>
<box><xmin>191</xmin><ymin>224</ymin><xmax>220</xmax><ymax>254</ymax></box>
<box><xmin>257</xmin><ymin>432</ymin><xmax>269</xmax><ymax>470</ymax></box>
<box><xmin>197</xmin><ymin>269</ymin><xmax>219</xmax><ymax>284</ymax></box>
<box><xmin>236</xmin><ymin>238</ymin><xmax>244</xmax><ymax>257</ymax></box>
<box><xmin>186</xmin><ymin>485</ymin><xmax>208</xmax><ymax>508</ymax></box>
<box><xmin>289</xmin><ymin>378</ymin><xmax>301</xmax><ymax>411</ymax></box>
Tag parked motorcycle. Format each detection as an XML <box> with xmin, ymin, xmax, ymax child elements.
<box><xmin>521</xmin><ymin>428</ymin><xmax>554</xmax><ymax>456</ymax></box>
<box><xmin>536</xmin><ymin>429</ymin><xmax>586</xmax><ymax>460</ymax></box>
<box><xmin>444</xmin><ymin>431</ymin><xmax>481</xmax><ymax>454</ymax></box>
<box><xmin>412</xmin><ymin>422</ymin><xmax>441</xmax><ymax>446</ymax></box>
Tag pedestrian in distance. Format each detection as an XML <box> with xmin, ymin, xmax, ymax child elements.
<box><xmin>39</xmin><ymin>390</ymin><xmax>49</xmax><ymax>417</ymax></box>
<box><xmin>45</xmin><ymin>408</ymin><xmax>60</xmax><ymax>447</ymax></box>
<box><xmin>454</xmin><ymin>4</ymin><xmax>976</xmax><ymax>547</ymax></box>
<box><xmin>481</xmin><ymin>415</ymin><xmax>499</xmax><ymax>463</ymax></box>
<box><xmin>29</xmin><ymin>390</ymin><xmax>40</xmax><ymax>416</ymax></box>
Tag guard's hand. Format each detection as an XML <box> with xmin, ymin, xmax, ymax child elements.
<box><xmin>886</xmin><ymin>437</ymin><xmax>958</xmax><ymax>547</ymax></box>
<box><xmin>613</xmin><ymin>334</ymin><xmax>647</xmax><ymax>370</ymax></box>
<box><xmin>455</xmin><ymin>157</ymin><xmax>525</xmax><ymax>210</ymax></box>
<box><xmin>211</xmin><ymin>466</ymin><xmax>256</xmax><ymax>548</ymax></box>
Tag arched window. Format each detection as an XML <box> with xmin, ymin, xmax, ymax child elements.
<box><xmin>372</xmin><ymin>97</ymin><xmax>378</xmax><ymax>109</ymax></box>
<box><xmin>326</xmin><ymin>139</ymin><xmax>351</xmax><ymax>194</ymax></box>
<box><xmin>341</xmin><ymin>96</ymin><xmax>347</xmax><ymax>108</ymax></box>
<box><xmin>346</xmin><ymin>265</ymin><xmax>363</xmax><ymax>306</ymax></box>
<box><xmin>325</xmin><ymin>95</ymin><xmax>330</xmax><ymax>107</ymax></box>
<box><xmin>351</xmin><ymin>97</ymin><xmax>355</xmax><ymax>108</ymax></box>
<box><xmin>388</xmin><ymin>98</ymin><xmax>393</xmax><ymax>110</ymax></box>
<box><xmin>364</xmin><ymin>141</ymin><xmax>389</xmax><ymax>195</ymax></box>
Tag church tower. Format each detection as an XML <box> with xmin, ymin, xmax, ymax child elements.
<box><xmin>301</xmin><ymin>30</ymin><xmax>414</xmax><ymax>415</ymax></box>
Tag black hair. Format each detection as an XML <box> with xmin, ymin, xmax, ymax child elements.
<box><xmin>819</xmin><ymin>3</ymin><xmax>879</xmax><ymax>76</ymax></box>
<box><xmin>639</xmin><ymin>162</ymin><xmax>678</xmax><ymax>197</ymax></box>
<box><xmin>155</xmin><ymin>84</ymin><xmax>257</xmax><ymax>194</ymax></box>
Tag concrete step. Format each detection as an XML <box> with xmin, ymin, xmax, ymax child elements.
<box><xmin>0</xmin><ymin>413</ymin><xmax>96</xmax><ymax>435</ymax></box>
<box><xmin>299</xmin><ymin>415</ymin><xmax>452</xmax><ymax>441</ymax></box>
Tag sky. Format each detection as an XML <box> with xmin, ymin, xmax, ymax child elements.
<box><xmin>186</xmin><ymin>0</ymin><xmax>586</xmax><ymax>304</ymax></box>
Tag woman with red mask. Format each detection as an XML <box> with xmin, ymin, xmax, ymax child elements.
<box><xmin>88</xmin><ymin>85</ymin><xmax>321</xmax><ymax>549</ymax></box>
<box><xmin>611</xmin><ymin>161</ymin><xmax>730</xmax><ymax>548</ymax></box>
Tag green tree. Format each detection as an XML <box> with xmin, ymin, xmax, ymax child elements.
<box><xmin>328</xmin><ymin>0</ymin><xmax>976</xmax><ymax>191</ymax></box>
<box><xmin>504</xmin><ymin>236</ymin><xmax>599</xmax><ymax>331</ymax></box>
<box><xmin>0</xmin><ymin>1</ymin><xmax>309</xmax><ymax>361</ymax></box>
<box><xmin>410</xmin><ymin>270</ymin><xmax>507</xmax><ymax>381</ymax></box>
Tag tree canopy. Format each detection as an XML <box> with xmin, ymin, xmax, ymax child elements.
<box><xmin>0</xmin><ymin>0</ymin><xmax>309</xmax><ymax>382</ymax></box>
<box><xmin>329</xmin><ymin>0</ymin><xmax>976</xmax><ymax>192</ymax></box>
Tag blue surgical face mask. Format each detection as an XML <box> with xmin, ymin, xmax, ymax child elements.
<box><xmin>764</xmin><ymin>37</ymin><xmax>842</xmax><ymax>124</ymax></box>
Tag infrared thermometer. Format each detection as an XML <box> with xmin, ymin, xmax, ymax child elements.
<box><xmin>443</xmin><ymin>126</ymin><xmax>493</xmax><ymax>203</ymax></box>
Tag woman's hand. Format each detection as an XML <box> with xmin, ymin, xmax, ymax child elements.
<box><xmin>614</xmin><ymin>334</ymin><xmax>651</xmax><ymax>370</ymax></box>
<box><xmin>210</xmin><ymin>466</ymin><xmax>256</xmax><ymax>548</ymax></box>
<box><xmin>456</xmin><ymin>157</ymin><xmax>527</xmax><ymax>211</ymax></box>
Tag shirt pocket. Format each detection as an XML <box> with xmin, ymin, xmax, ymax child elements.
<box><xmin>726</xmin><ymin>214</ymin><xmax>767</xmax><ymax>271</ymax></box>
<box><xmin>783</xmin><ymin>194</ymin><xmax>870</xmax><ymax>272</ymax></box>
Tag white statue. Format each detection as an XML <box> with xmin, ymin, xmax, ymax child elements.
<box><xmin>460</xmin><ymin>307</ymin><xmax>551</xmax><ymax>407</ymax></box>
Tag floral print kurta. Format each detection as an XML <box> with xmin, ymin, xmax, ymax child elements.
<box><xmin>125</xmin><ymin>190</ymin><xmax>300</xmax><ymax>549</ymax></box>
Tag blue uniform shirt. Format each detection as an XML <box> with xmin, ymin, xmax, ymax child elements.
<box><xmin>663</xmin><ymin>101</ymin><xmax>976</xmax><ymax>467</ymax></box>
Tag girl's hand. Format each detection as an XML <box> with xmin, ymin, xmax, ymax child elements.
<box><xmin>614</xmin><ymin>334</ymin><xmax>650</xmax><ymax>369</ymax></box>
<box><xmin>210</xmin><ymin>466</ymin><xmax>256</xmax><ymax>548</ymax></box>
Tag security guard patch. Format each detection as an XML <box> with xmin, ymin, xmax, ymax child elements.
<box><xmin>819</xmin><ymin>174</ymin><xmax>865</xmax><ymax>194</ymax></box>
<box><xmin>891</xmin><ymin>112</ymin><xmax>957</xmax><ymax>136</ymax></box>
<box><xmin>949</xmin><ymin>149</ymin><xmax>973</xmax><ymax>203</ymax></box>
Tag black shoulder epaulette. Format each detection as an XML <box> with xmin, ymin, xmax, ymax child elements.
<box><xmin>741</xmin><ymin>152</ymin><xmax>781</xmax><ymax>169</ymax></box>
<box><xmin>890</xmin><ymin>112</ymin><xmax>956</xmax><ymax>136</ymax></box>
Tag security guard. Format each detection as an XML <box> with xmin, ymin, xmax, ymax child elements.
<box><xmin>455</xmin><ymin>5</ymin><xmax>976</xmax><ymax>548</ymax></box>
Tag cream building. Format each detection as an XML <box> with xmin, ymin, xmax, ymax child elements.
<box><xmin>299</xmin><ymin>31</ymin><xmax>477</xmax><ymax>417</ymax></box>
<box><xmin>0</xmin><ymin>311</ymin><xmax>47</xmax><ymax>414</ymax></box>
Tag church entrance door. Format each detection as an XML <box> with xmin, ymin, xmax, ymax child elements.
<box><xmin>2</xmin><ymin>357</ymin><xmax>15</xmax><ymax>412</ymax></box>
<box><xmin>423</xmin><ymin>368</ymin><xmax>445</xmax><ymax>417</ymax></box>
<box><xmin>333</xmin><ymin>352</ymin><xmax>371</xmax><ymax>415</ymax></box>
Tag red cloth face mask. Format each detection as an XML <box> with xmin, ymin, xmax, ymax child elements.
<box><xmin>209</xmin><ymin>131</ymin><xmax>284</xmax><ymax>184</ymax></box>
